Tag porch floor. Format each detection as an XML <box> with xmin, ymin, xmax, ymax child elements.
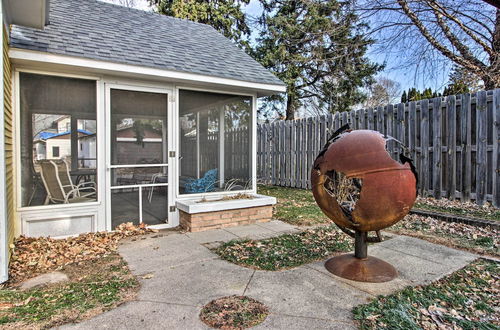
<box><xmin>61</xmin><ymin>221</ymin><xmax>477</xmax><ymax>330</ymax></box>
<box><xmin>111</xmin><ymin>190</ymin><xmax>168</xmax><ymax>229</ymax></box>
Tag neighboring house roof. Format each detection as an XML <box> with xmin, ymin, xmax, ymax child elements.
<box><xmin>38</xmin><ymin>129</ymin><xmax>93</xmax><ymax>140</ymax></box>
<box><xmin>10</xmin><ymin>0</ymin><xmax>285</xmax><ymax>87</ymax></box>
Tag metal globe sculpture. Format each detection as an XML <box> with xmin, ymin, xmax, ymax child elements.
<box><xmin>311</xmin><ymin>126</ymin><xmax>417</xmax><ymax>283</ymax></box>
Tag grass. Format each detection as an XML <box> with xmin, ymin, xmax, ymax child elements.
<box><xmin>258</xmin><ymin>184</ymin><xmax>499</xmax><ymax>256</ymax></box>
<box><xmin>353</xmin><ymin>259</ymin><xmax>499</xmax><ymax>329</ymax></box>
<box><xmin>413</xmin><ymin>202</ymin><xmax>500</xmax><ymax>221</ymax></box>
<box><xmin>257</xmin><ymin>185</ymin><xmax>331</xmax><ymax>226</ymax></box>
<box><xmin>199</xmin><ymin>295</ymin><xmax>269</xmax><ymax>329</ymax></box>
<box><xmin>390</xmin><ymin>214</ymin><xmax>499</xmax><ymax>257</ymax></box>
<box><xmin>0</xmin><ymin>253</ymin><xmax>139</xmax><ymax>329</ymax></box>
<box><xmin>214</xmin><ymin>225</ymin><xmax>352</xmax><ymax>271</ymax></box>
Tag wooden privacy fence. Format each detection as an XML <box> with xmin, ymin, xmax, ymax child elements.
<box><xmin>257</xmin><ymin>89</ymin><xmax>500</xmax><ymax>207</ymax></box>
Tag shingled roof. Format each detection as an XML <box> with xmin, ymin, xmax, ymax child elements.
<box><xmin>10</xmin><ymin>0</ymin><xmax>284</xmax><ymax>87</ymax></box>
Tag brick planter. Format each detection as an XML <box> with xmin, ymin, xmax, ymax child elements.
<box><xmin>180</xmin><ymin>205</ymin><xmax>273</xmax><ymax>232</ymax></box>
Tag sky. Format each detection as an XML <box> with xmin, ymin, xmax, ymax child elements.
<box><xmin>100</xmin><ymin>0</ymin><xmax>449</xmax><ymax>93</ymax></box>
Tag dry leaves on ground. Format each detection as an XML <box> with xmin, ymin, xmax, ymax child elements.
<box><xmin>390</xmin><ymin>214</ymin><xmax>499</xmax><ymax>256</ymax></box>
<box><xmin>200</xmin><ymin>295</ymin><xmax>269</xmax><ymax>329</ymax></box>
<box><xmin>415</xmin><ymin>196</ymin><xmax>500</xmax><ymax>220</ymax></box>
<box><xmin>7</xmin><ymin>222</ymin><xmax>157</xmax><ymax>284</ymax></box>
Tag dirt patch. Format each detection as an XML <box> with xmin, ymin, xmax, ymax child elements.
<box><xmin>200</xmin><ymin>295</ymin><xmax>269</xmax><ymax>329</ymax></box>
<box><xmin>6</xmin><ymin>222</ymin><xmax>156</xmax><ymax>286</ymax></box>
<box><xmin>390</xmin><ymin>214</ymin><xmax>499</xmax><ymax>257</ymax></box>
<box><xmin>198</xmin><ymin>193</ymin><xmax>255</xmax><ymax>203</ymax></box>
<box><xmin>0</xmin><ymin>253</ymin><xmax>139</xmax><ymax>329</ymax></box>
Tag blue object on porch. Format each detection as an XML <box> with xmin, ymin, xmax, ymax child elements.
<box><xmin>184</xmin><ymin>169</ymin><xmax>218</xmax><ymax>193</ymax></box>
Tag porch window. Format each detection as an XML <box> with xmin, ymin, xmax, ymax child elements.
<box><xmin>19</xmin><ymin>73</ymin><xmax>97</xmax><ymax>207</ymax></box>
<box><xmin>178</xmin><ymin>90</ymin><xmax>252</xmax><ymax>194</ymax></box>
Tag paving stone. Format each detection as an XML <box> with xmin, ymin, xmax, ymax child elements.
<box><xmin>307</xmin><ymin>261</ymin><xmax>412</xmax><ymax>296</ymax></box>
<box><xmin>138</xmin><ymin>258</ymin><xmax>254</xmax><ymax>306</ymax></box>
<box><xmin>255</xmin><ymin>313</ymin><xmax>356</xmax><ymax>330</ymax></box>
<box><xmin>20</xmin><ymin>271</ymin><xmax>68</xmax><ymax>290</ymax></box>
<box><xmin>245</xmin><ymin>267</ymin><xmax>370</xmax><ymax>322</ymax></box>
<box><xmin>256</xmin><ymin>220</ymin><xmax>298</xmax><ymax>233</ymax></box>
<box><xmin>374</xmin><ymin>235</ymin><xmax>477</xmax><ymax>267</ymax></box>
<box><xmin>185</xmin><ymin>229</ymin><xmax>238</xmax><ymax>244</ymax></box>
<box><xmin>223</xmin><ymin>224</ymin><xmax>274</xmax><ymax>238</ymax></box>
<box><xmin>59</xmin><ymin>301</ymin><xmax>208</xmax><ymax>330</ymax></box>
<box><xmin>119</xmin><ymin>233</ymin><xmax>216</xmax><ymax>273</ymax></box>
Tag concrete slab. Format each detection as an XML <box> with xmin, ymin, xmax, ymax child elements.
<box><xmin>185</xmin><ymin>229</ymin><xmax>238</xmax><ymax>244</ymax></box>
<box><xmin>255</xmin><ymin>313</ymin><xmax>356</xmax><ymax>330</ymax></box>
<box><xmin>245</xmin><ymin>267</ymin><xmax>370</xmax><ymax>322</ymax></box>
<box><xmin>223</xmin><ymin>224</ymin><xmax>274</xmax><ymax>238</ymax></box>
<box><xmin>138</xmin><ymin>258</ymin><xmax>254</xmax><ymax>306</ymax></box>
<box><xmin>307</xmin><ymin>261</ymin><xmax>412</xmax><ymax>296</ymax></box>
<box><xmin>256</xmin><ymin>220</ymin><xmax>298</xmax><ymax>233</ymax></box>
<box><xmin>63</xmin><ymin>229</ymin><xmax>478</xmax><ymax>329</ymax></box>
<box><xmin>59</xmin><ymin>301</ymin><xmax>207</xmax><ymax>330</ymax></box>
<box><xmin>374</xmin><ymin>235</ymin><xmax>477</xmax><ymax>267</ymax></box>
<box><xmin>307</xmin><ymin>235</ymin><xmax>477</xmax><ymax>295</ymax></box>
<box><xmin>119</xmin><ymin>233</ymin><xmax>216</xmax><ymax>273</ymax></box>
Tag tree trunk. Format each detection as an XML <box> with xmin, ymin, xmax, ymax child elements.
<box><xmin>286</xmin><ymin>94</ymin><xmax>295</xmax><ymax>120</ymax></box>
<box><xmin>486</xmin><ymin>8</ymin><xmax>500</xmax><ymax>89</ymax></box>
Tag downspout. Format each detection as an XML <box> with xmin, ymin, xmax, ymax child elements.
<box><xmin>0</xmin><ymin>3</ymin><xmax>8</xmax><ymax>284</ymax></box>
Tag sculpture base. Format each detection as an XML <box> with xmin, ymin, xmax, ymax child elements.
<box><xmin>325</xmin><ymin>254</ymin><xmax>397</xmax><ymax>283</ymax></box>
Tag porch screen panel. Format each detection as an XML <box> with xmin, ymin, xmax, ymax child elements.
<box><xmin>19</xmin><ymin>73</ymin><xmax>97</xmax><ymax>207</ymax></box>
<box><xmin>179</xmin><ymin>90</ymin><xmax>252</xmax><ymax>194</ymax></box>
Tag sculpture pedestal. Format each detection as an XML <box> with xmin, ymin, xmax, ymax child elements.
<box><xmin>325</xmin><ymin>230</ymin><xmax>397</xmax><ymax>283</ymax></box>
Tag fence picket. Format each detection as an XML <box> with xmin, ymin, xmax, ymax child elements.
<box><xmin>256</xmin><ymin>89</ymin><xmax>496</xmax><ymax>205</ymax></box>
<box><xmin>476</xmin><ymin>91</ymin><xmax>487</xmax><ymax>205</ymax></box>
<box><xmin>492</xmin><ymin>89</ymin><xmax>500</xmax><ymax>207</ymax></box>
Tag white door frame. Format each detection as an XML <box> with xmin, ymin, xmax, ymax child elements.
<box><xmin>104</xmin><ymin>83</ymin><xmax>177</xmax><ymax>230</ymax></box>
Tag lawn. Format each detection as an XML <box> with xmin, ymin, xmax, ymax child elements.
<box><xmin>0</xmin><ymin>223</ymin><xmax>154</xmax><ymax>328</ymax></box>
<box><xmin>0</xmin><ymin>253</ymin><xmax>138</xmax><ymax>329</ymax></box>
<box><xmin>258</xmin><ymin>185</ymin><xmax>499</xmax><ymax>257</ymax></box>
<box><xmin>353</xmin><ymin>259</ymin><xmax>499</xmax><ymax>329</ymax></box>
<box><xmin>257</xmin><ymin>185</ymin><xmax>331</xmax><ymax>226</ymax></box>
<box><xmin>413</xmin><ymin>196</ymin><xmax>500</xmax><ymax>222</ymax></box>
<box><xmin>214</xmin><ymin>225</ymin><xmax>352</xmax><ymax>271</ymax></box>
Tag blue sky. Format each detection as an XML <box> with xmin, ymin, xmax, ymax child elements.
<box><xmin>104</xmin><ymin>0</ymin><xmax>449</xmax><ymax>93</ymax></box>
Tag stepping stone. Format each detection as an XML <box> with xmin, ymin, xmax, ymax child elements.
<box><xmin>20</xmin><ymin>271</ymin><xmax>69</xmax><ymax>290</ymax></box>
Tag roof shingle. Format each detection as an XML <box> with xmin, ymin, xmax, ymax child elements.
<box><xmin>10</xmin><ymin>0</ymin><xmax>284</xmax><ymax>86</ymax></box>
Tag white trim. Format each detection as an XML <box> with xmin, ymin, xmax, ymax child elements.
<box><xmin>9</xmin><ymin>49</ymin><xmax>287</xmax><ymax>94</ymax></box>
<box><xmin>14</xmin><ymin>69</ymin><xmax>102</xmax><ymax>210</ymax></box>
<box><xmin>109</xmin><ymin>163</ymin><xmax>168</xmax><ymax>169</ymax></box>
<box><xmin>176</xmin><ymin>87</ymin><xmax>258</xmax><ymax>197</ymax></box>
<box><xmin>116</xmin><ymin>137</ymin><xmax>162</xmax><ymax>142</ymax></box>
<box><xmin>105</xmin><ymin>83</ymin><xmax>175</xmax><ymax>230</ymax></box>
<box><xmin>176</xmin><ymin>194</ymin><xmax>276</xmax><ymax>214</ymax></box>
<box><xmin>110</xmin><ymin>183</ymin><xmax>168</xmax><ymax>190</ymax></box>
<box><xmin>0</xmin><ymin>6</ymin><xmax>9</xmax><ymax>283</ymax></box>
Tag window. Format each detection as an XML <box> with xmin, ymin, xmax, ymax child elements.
<box><xmin>52</xmin><ymin>146</ymin><xmax>60</xmax><ymax>157</ymax></box>
<box><xmin>20</xmin><ymin>73</ymin><xmax>97</xmax><ymax>207</ymax></box>
<box><xmin>178</xmin><ymin>90</ymin><xmax>252</xmax><ymax>194</ymax></box>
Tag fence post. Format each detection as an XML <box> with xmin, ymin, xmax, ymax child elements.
<box><xmin>446</xmin><ymin>95</ymin><xmax>457</xmax><ymax>199</ymax></box>
<box><xmin>476</xmin><ymin>91</ymin><xmax>487</xmax><ymax>205</ymax></box>
<box><xmin>432</xmin><ymin>97</ymin><xmax>442</xmax><ymax>199</ymax></box>
<box><xmin>420</xmin><ymin>100</ymin><xmax>430</xmax><ymax>196</ymax></box>
<box><xmin>493</xmin><ymin>89</ymin><xmax>500</xmax><ymax>207</ymax></box>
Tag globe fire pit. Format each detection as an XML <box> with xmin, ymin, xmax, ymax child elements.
<box><xmin>311</xmin><ymin>126</ymin><xmax>417</xmax><ymax>283</ymax></box>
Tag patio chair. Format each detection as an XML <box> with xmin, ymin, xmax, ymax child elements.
<box><xmin>39</xmin><ymin>159</ymin><xmax>96</xmax><ymax>204</ymax></box>
<box><xmin>184</xmin><ymin>168</ymin><xmax>218</xmax><ymax>193</ymax></box>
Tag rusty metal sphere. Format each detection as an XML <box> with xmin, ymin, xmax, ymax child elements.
<box><xmin>311</xmin><ymin>128</ymin><xmax>417</xmax><ymax>233</ymax></box>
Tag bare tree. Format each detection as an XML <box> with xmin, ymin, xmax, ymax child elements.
<box><xmin>356</xmin><ymin>0</ymin><xmax>499</xmax><ymax>89</ymax></box>
<box><xmin>363</xmin><ymin>77</ymin><xmax>401</xmax><ymax>108</ymax></box>
<box><xmin>115</xmin><ymin>0</ymin><xmax>138</xmax><ymax>7</ymax></box>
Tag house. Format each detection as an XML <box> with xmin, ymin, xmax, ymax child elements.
<box><xmin>0</xmin><ymin>0</ymin><xmax>285</xmax><ymax>281</ymax></box>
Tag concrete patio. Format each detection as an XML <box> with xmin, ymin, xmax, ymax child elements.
<box><xmin>61</xmin><ymin>221</ymin><xmax>477</xmax><ymax>330</ymax></box>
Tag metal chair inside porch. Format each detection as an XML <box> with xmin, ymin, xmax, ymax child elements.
<box><xmin>39</xmin><ymin>159</ymin><xmax>97</xmax><ymax>204</ymax></box>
